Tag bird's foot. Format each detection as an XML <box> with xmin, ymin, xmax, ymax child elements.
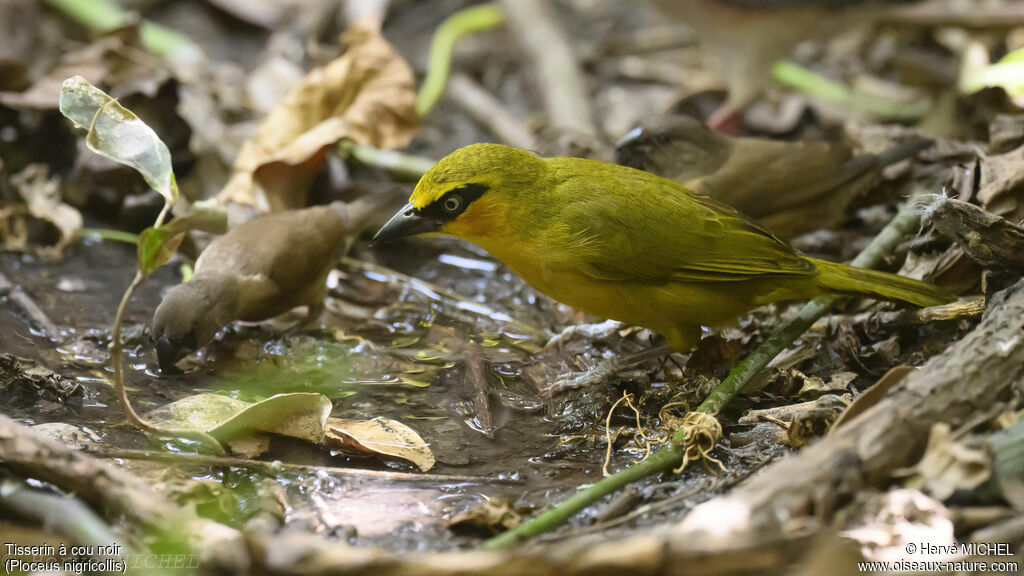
<box><xmin>544</xmin><ymin>320</ymin><xmax>625</xmax><ymax>352</ymax></box>
<box><xmin>706</xmin><ymin>105</ymin><xmax>743</xmax><ymax>134</ymax></box>
<box><xmin>291</xmin><ymin>303</ymin><xmax>326</xmax><ymax>333</ymax></box>
<box><xmin>542</xmin><ymin>355</ymin><xmax>621</xmax><ymax>397</ymax></box>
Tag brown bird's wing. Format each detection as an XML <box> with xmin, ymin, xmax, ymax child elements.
<box><xmin>194</xmin><ymin>206</ymin><xmax>349</xmax><ymax>312</ymax></box>
<box><xmin>696</xmin><ymin>138</ymin><xmax>871</xmax><ymax>216</ymax></box>
<box><xmin>551</xmin><ymin>161</ymin><xmax>816</xmax><ymax>283</ymax></box>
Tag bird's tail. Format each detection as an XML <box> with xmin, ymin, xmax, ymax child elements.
<box><xmin>876</xmin><ymin>138</ymin><xmax>935</xmax><ymax>168</ymax></box>
<box><xmin>810</xmin><ymin>258</ymin><xmax>953</xmax><ymax>308</ymax></box>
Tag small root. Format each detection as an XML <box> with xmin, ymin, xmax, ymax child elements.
<box><xmin>672</xmin><ymin>411</ymin><xmax>726</xmax><ymax>474</ymax></box>
<box><xmin>602</xmin><ymin>390</ymin><xmax>657</xmax><ymax>477</ymax></box>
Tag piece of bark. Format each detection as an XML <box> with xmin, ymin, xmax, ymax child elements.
<box><xmin>678</xmin><ymin>278</ymin><xmax>1024</xmax><ymax>539</ymax></box>
<box><xmin>924</xmin><ymin>196</ymin><xmax>1024</xmax><ymax>273</ymax></box>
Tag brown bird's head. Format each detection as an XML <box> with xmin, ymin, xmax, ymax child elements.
<box><xmin>615</xmin><ymin>115</ymin><xmax>730</xmax><ymax>182</ymax></box>
<box><xmin>152</xmin><ymin>278</ymin><xmax>237</xmax><ymax>372</ymax></box>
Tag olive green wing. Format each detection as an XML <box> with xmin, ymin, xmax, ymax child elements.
<box><xmin>552</xmin><ymin>163</ymin><xmax>816</xmax><ymax>283</ymax></box>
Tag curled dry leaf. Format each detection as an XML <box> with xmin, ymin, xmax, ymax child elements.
<box><xmin>832</xmin><ymin>365</ymin><xmax>915</xmax><ymax>431</ymax></box>
<box><xmin>219</xmin><ymin>22</ymin><xmax>419</xmax><ymax>212</ymax></box>
<box><xmin>60</xmin><ymin>75</ymin><xmax>178</xmax><ymax>205</ymax></box>
<box><xmin>905</xmin><ymin>423</ymin><xmax>992</xmax><ymax>501</ymax></box>
<box><xmin>1</xmin><ymin>164</ymin><xmax>82</xmax><ymax>258</ymax></box>
<box><xmin>978</xmin><ymin>144</ymin><xmax>1024</xmax><ymax>218</ymax></box>
<box><xmin>325</xmin><ymin>416</ymin><xmax>435</xmax><ymax>472</ymax></box>
<box><xmin>30</xmin><ymin>422</ymin><xmax>102</xmax><ymax>449</ymax></box>
<box><xmin>146</xmin><ymin>392</ymin><xmax>333</xmax><ymax>456</ymax></box>
<box><xmin>445</xmin><ymin>498</ymin><xmax>522</xmax><ymax>535</ymax></box>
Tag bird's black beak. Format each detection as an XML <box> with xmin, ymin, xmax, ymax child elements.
<box><xmin>371</xmin><ymin>202</ymin><xmax>439</xmax><ymax>245</ymax></box>
<box><xmin>156</xmin><ymin>334</ymin><xmax>186</xmax><ymax>373</ymax></box>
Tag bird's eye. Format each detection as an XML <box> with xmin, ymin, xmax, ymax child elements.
<box><xmin>443</xmin><ymin>195</ymin><xmax>463</xmax><ymax>214</ymax></box>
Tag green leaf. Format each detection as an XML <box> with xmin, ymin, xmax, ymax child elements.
<box><xmin>59</xmin><ymin>75</ymin><xmax>178</xmax><ymax>204</ymax></box>
<box><xmin>146</xmin><ymin>392</ymin><xmax>334</xmax><ymax>451</ymax></box>
<box><xmin>137</xmin><ymin>226</ymin><xmax>186</xmax><ymax>275</ymax></box>
<box><xmin>134</xmin><ymin>201</ymin><xmax>228</xmax><ymax>274</ymax></box>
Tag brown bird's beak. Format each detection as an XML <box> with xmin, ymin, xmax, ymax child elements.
<box><xmin>371</xmin><ymin>202</ymin><xmax>440</xmax><ymax>245</ymax></box>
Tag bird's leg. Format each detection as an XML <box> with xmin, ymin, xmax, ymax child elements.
<box><xmin>706</xmin><ymin>105</ymin><xmax>743</xmax><ymax>135</ymax></box>
<box><xmin>282</xmin><ymin>301</ymin><xmax>326</xmax><ymax>334</ymax></box>
<box><xmin>541</xmin><ymin>325</ymin><xmax>701</xmax><ymax>396</ymax></box>
<box><xmin>544</xmin><ymin>319</ymin><xmax>625</xmax><ymax>351</ymax></box>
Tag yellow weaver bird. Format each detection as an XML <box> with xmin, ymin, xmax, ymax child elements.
<box><xmin>373</xmin><ymin>143</ymin><xmax>952</xmax><ymax>352</ymax></box>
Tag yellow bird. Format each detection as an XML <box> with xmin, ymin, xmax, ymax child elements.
<box><xmin>373</xmin><ymin>143</ymin><xmax>952</xmax><ymax>352</ymax></box>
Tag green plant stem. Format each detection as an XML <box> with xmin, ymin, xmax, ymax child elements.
<box><xmin>482</xmin><ymin>199</ymin><xmax>927</xmax><ymax>550</ymax></box>
<box><xmin>416</xmin><ymin>3</ymin><xmax>504</xmax><ymax>117</ymax></box>
<box><xmin>772</xmin><ymin>60</ymin><xmax>930</xmax><ymax>120</ymax></box>
<box><xmin>342</xmin><ymin>141</ymin><xmax>436</xmax><ymax>181</ymax></box>
<box><xmin>696</xmin><ymin>296</ymin><xmax>834</xmax><ymax>415</ymax></box>
<box><xmin>44</xmin><ymin>0</ymin><xmax>197</xmax><ymax>57</ymax></box>
<box><xmin>78</xmin><ymin>227</ymin><xmax>140</xmax><ymax>244</ymax></box>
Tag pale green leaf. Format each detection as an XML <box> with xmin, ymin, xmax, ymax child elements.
<box><xmin>146</xmin><ymin>392</ymin><xmax>334</xmax><ymax>456</ymax></box>
<box><xmin>59</xmin><ymin>75</ymin><xmax>177</xmax><ymax>204</ymax></box>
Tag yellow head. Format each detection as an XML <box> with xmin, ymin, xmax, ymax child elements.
<box><xmin>372</xmin><ymin>143</ymin><xmax>545</xmax><ymax>246</ymax></box>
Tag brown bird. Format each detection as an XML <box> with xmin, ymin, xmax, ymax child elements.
<box><xmin>645</xmin><ymin>0</ymin><xmax>922</xmax><ymax>129</ymax></box>
<box><xmin>153</xmin><ymin>194</ymin><xmax>396</xmax><ymax>371</ymax></box>
<box><xmin>616</xmin><ymin>115</ymin><xmax>932</xmax><ymax>238</ymax></box>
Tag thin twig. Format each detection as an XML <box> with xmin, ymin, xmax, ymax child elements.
<box><xmin>449</xmin><ymin>73</ymin><xmax>537</xmax><ymax>150</ymax></box>
<box><xmin>341</xmin><ymin>141</ymin><xmax>436</xmax><ymax>181</ymax></box>
<box><xmin>499</xmin><ymin>0</ymin><xmax>598</xmax><ymax>143</ymax></box>
<box><xmin>0</xmin><ymin>272</ymin><xmax>61</xmax><ymax>341</ymax></box>
<box><xmin>83</xmin><ymin>447</ymin><xmax>518</xmax><ymax>484</ymax></box>
<box><xmin>462</xmin><ymin>344</ymin><xmax>495</xmax><ymax>438</ymax></box>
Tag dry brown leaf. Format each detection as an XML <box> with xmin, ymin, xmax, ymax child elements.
<box><xmin>978</xmin><ymin>144</ymin><xmax>1024</xmax><ymax>218</ymax></box>
<box><xmin>325</xmin><ymin>416</ymin><xmax>435</xmax><ymax>472</ymax></box>
<box><xmin>1</xmin><ymin>164</ymin><xmax>82</xmax><ymax>258</ymax></box>
<box><xmin>841</xmin><ymin>489</ymin><xmax>956</xmax><ymax>564</ymax></box>
<box><xmin>445</xmin><ymin>498</ymin><xmax>522</xmax><ymax>534</ymax></box>
<box><xmin>0</xmin><ymin>27</ymin><xmax>169</xmax><ymax>110</ymax></box>
<box><xmin>905</xmin><ymin>423</ymin><xmax>992</xmax><ymax>501</ymax></box>
<box><xmin>832</xmin><ymin>365</ymin><xmax>915</xmax><ymax>431</ymax></box>
<box><xmin>798</xmin><ymin>370</ymin><xmax>857</xmax><ymax>399</ymax></box>
<box><xmin>219</xmin><ymin>22</ymin><xmax>419</xmax><ymax>212</ymax></box>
